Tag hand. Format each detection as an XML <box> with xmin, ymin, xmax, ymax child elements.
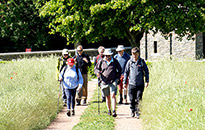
<box><xmin>83</xmin><ymin>57</ymin><xmax>88</xmax><ymax>63</ymax></box>
<box><xmin>145</xmin><ymin>82</ymin><xmax>149</xmax><ymax>88</ymax></box>
<box><xmin>96</xmin><ymin>73</ymin><xmax>100</xmax><ymax>78</ymax></box>
<box><xmin>59</xmin><ymin>78</ymin><xmax>62</xmax><ymax>82</ymax></box>
<box><xmin>77</xmin><ymin>87</ymin><xmax>82</xmax><ymax>93</ymax></box>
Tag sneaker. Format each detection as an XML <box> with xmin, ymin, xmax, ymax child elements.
<box><xmin>112</xmin><ymin>110</ymin><xmax>117</xmax><ymax>117</ymax></box>
<box><xmin>76</xmin><ymin>99</ymin><xmax>81</xmax><ymax>106</ymax></box>
<box><xmin>72</xmin><ymin>110</ymin><xmax>75</xmax><ymax>115</ymax></box>
<box><xmin>63</xmin><ymin>100</ymin><xmax>67</xmax><ymax>107</ymax></box>
<box><xmin>118</xmin><ymin>100</ymin><xmax>123</xmax><ymax>104</ymax></box>
<box><xmin>135</xmin><ymin>112</ymin><xmax>140</xmax><ymax>119</ymax></box>
<box><xmin>131</xmin><ymin>111</ymin><xmax>135</xmax><ymax>117</ymax></box>
<box><xmin>124</xmin><ymin>99</ymin><xmax>128</xmax><ymax>104</ymax></box>
<box><xmin>83</xmin><ymin>99</ymin><xmax>87</xmax><ymax>105</ymax></box>
<box><xmin>67</xmin><ymin>110</ymin><xmax>71</xmax><ymax>117</ymax></box>
<box><xmin>102</xmin><ymin>97</ymin><xmax>106</xmax><ymax>102</ymax></box>
<box><xmin>108</xmin><ymin>110</ymin><xmax>112</xmax><ymax>116</ymax></box>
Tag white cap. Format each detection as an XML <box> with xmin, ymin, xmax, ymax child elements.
<box><xmin>116</xmin><ymin>45</ymin><xmax>125</xmax><ymax>51</ymax></box>
<box><xmin>103</xmin><ymin>49</ymin><xmax>113</xmax><ymax>55</ymax></box>
<box><xmin>62</xmin><ymin>49</ymin><xmax>69</xmax><ymax>55</ymax></box>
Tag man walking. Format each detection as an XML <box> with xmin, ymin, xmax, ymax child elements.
<box><xmin>94</xmin><ymin>48</ymin><xmax>121</xmax><ymax>117</ymax></box>
<box><xmin>56</xmin><ymin>49</ymin><xmax>71</xmax><ymax>106</ymax></box>
<box><xmin>123</xmin><ymin>47</ymin><xmax>149</xmax><ymax>119</ymax></box>
<box><xmin>114</xmin><ymin>45</ymin><xmax>130</xmax><ymax>104</ymax></box>
<box><xmin>73</xmin><ymin>45</ymin><xmax>91</xmax><ymax>105</ymax></box>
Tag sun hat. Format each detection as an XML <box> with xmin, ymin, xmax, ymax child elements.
<box><xmin>116</xmin><ymin>45</ymin><xmax>125</xmax><ymax>51</ymax></box>
<box><xmin>67</xmin><ymin>58</ymin><xmax>75</xmax><ymax>65</ymax></box>
<box><xmin>103</xmin><ymin>49</ymin><xmax>113</xmax><ymax>55</ymax></box>
<box><xmin>62</xmin><ymin>49</ymin><xmax>69</xmax><ymax>55</ymax></box>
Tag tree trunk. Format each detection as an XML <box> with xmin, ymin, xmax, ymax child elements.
<box><xmin>125</xmin><ymin>30</ymin><xmax>144</xmax><ymax>48</ymax></box>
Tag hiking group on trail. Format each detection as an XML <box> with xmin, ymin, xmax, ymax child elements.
<box><xmin>56</xmin><ymin>45</ymin><xmax>149</xmax><ymax>118</ymax></box>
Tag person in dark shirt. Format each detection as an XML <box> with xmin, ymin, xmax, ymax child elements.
<box><xmin>94</xmin><ymin>49</ymin><xmax>121</xmax><ymax>117</ymax></box>
<box><xmin>123</xmin><ymin>47</ymin><xmax>149</xmax><ymax>119</ymax></box>
<box><xmin>73</xmin><ymin>45</ymin><xmax>91</xmax><ymax>105</ymax></box>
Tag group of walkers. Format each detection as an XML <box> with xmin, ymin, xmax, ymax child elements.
<box><xmin>56</xmin><ymin>45</ymin><xmax>149</xmax><ymax>119</ymax></box>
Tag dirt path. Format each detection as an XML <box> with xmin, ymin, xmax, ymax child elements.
<box><xmin>115</xmin><ymin>100</ymin><xmax>143</xmax><ymax>130</ymax></box>
<box><xmin>44</xmin><ymin>79</ymin><xmax>97</xmax><ymax>130</ymax></box>
<box><xmin>44</xmin><ymin>79</ymin><xmax>143</xmax><ymax>130</ymax></box>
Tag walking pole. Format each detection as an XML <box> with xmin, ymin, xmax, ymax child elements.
<box><xmin>98</xmin><ymin>78</ymin><xmax>101</xmax><ymax>115</ymax></box>
<box><xmin>57</xmin><ymin>81</ymin><xmax>61</xmax><ymax>113</ymax></box>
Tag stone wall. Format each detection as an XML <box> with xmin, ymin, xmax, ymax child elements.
<box><xmin>140</xmin><ymin>31</ymin><xmax>201</xmax><ymax>61</ymax></box>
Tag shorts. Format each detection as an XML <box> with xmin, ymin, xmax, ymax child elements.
<box><xmin>101</xmin><ymin>81</ymin><xmax>117</xmax><ymax>97</ymax></box>
<box><xmin>119</xmin><ymin>75</ymin><xmax>128</xmax><ymax>90</ymax></box>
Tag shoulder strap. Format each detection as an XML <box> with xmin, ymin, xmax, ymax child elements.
<box><xmin>62</xmin><ymin>65</ymin><xmax>67</xmax><ymax>80</ymax></box>
<box><xmin>76</xmin><ymin>65</ymin><xmax>79</xmax><ymax>81</ymax></box>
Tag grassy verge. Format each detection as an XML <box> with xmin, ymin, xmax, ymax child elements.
<box><xmin>72</xmin><ymin>85</ymin><xmax>115</xmax><ymax>130</ymax></box>
<box><xmin>141</xmin><ymin>59</ymin><xmax>204</xmax><ymax>130</ymax></box>
<box><xmin>0</xmin><ymin>56</ymin><xmax>61</xmax><ymax>130</ymax></box>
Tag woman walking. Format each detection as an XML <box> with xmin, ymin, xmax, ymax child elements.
<box><xmin>59</xmin><ymin>58</ymin><xmax>83</xmax><ymax>116</ymax></box>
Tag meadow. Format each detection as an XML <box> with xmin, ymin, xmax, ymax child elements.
<box><xmin>0</xmin><ymin>57</ymin><xmax>204</xmax><ymax>130</ymax></box>
<box><xmin>0</xmin><ymin>56</ymin><xmax>60</xmax><ymax>130</ymax></box>
<box><xmin>141</xmin><ymin>59</ymin><xmax>204</xmax><ymax>130</ymax></box>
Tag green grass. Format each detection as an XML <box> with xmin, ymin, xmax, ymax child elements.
<box><xmin>72</xmin><ymin>86</ymin><xmax>115</xmax><ymax>130</ymax></box>
<box><xmin>141</xmin><ymin>59</ymin><xmax>204</xmax><ymax>130</ymax></box>
<box><xmin>0</xmin><ymin>56</ymin><xmax>61</xmax><ymax>130</ymax></box>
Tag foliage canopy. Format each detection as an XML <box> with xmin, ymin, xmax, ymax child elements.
<box><xmin>40</xmin><ymin>0</ymin><xmax>205</xmax><ymax>47</ymax></box>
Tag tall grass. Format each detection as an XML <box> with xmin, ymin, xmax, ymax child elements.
<box><xmin>141</xmin><ymin>59</ymin><xmax>204</xmax><ymax>130</ymax></box>
<box><xmin>0</xmin><ymin>56</ymin><xmax>60</xmax><ymax>130</ymax></box>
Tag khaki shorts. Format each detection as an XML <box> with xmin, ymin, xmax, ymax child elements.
<box><xmin>101</xmin><ymin>81</ymin><xmax>117</xmax><ymax>97</ymax></box>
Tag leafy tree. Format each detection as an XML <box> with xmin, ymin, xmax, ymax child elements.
<box><xmin>0</xmin><ymin>0</ymin><xmax>52</xmax><ymax>51</ymax></box>
<box><xmin>40</xmin><ymin>0</ymin><xmax>204</xmax><ymax>47</ymax></box>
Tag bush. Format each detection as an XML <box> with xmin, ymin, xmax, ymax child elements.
<box><xmin>88</xmin><ymin>63</ymin><xmax>97</xmax><ymax>80</ymax></box>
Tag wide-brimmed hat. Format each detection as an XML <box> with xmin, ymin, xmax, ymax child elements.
<box><xmin>103</xmin><ymin>49</ymin><xmax>113</xmax><ymax>55</ymax></box>
<box><xmin>116</xmin><ymin>45</ymin><xmax>125</xmax><ymax>51</ymax></box>
<box><xmin>67</xmin><ymin>58</ymin><xmax>75</xmax><ymax>65</ymax></box>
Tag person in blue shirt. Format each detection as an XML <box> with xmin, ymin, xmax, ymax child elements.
<box><xmin>114</xmin><ymin>45</ymin><xmax>130</xmax><ymax>104</ymax></box>
<box><xmin>59</xmin><ymin>58</ymin><xmax>83</xmax><ymax>117</ymax></box>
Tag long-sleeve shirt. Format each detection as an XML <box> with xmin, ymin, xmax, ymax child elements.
<box><xmin>114</xmin><ymin>52</ymin><xmax>130</xmax><ymax>75</ymax></box>
<box><xmin>123</xmin><ymin>57</ymin><xmax>149</xmax><ymax>86</ymax></box>
<box><xmin>94</xmin><ymin>57</ymin><xmax>122</xmax><ymax>85</ymax></box>
<box><xmin>59</xmin><ymin>65</ymin><xmax>83</xmax><ymax>89</ymax></box>
<box><xmin>73</xmin><ymin>53</ymin><xmax>91</xmax><ymax>74</ymax></box>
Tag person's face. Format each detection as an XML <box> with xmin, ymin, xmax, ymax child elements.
<box><xmin>105</xmin><ymin>55</ymin><xmax>111</xmax><ymax>61</ymax></box>
<box><xmin>63</xmin><ymin>54</ymin><xmax>69</xmax><ymax>58</ymax></box>
<box><xmin>99</xmin><ymin>49</ymin><xmax>104</xmax><ymax>56</ymax></box>
<box><xmin>132</xmin><ymin>51</ymin><xmax>139</xmax><ymax>60</ymax></box>
<box><xmin>77</xmin><ymin>47</ymin><xmax>83</xmax><ymax>55</ymax></box>
<box><xmin>117</xmin><ymin>50</ymin><xmax>124</xmax><ymax>56</ymax></box>
<box><xmin>69</xmin><ymin>64</ymin><xmax>74</xmax><ymax>68</ymax></box>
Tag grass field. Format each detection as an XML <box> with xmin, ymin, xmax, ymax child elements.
<box><xmin>0</xmin><ymin>56</ymin><xmax>60</xmax><ymax>130</ymax></box>
<box><xmin>141</xmin><ymin>59</ymin><xmax>204</xmax><ymax>130</ymax></box>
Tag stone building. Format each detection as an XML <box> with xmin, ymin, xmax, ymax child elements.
<box><xmin>140</xmin><ymin>31</ymin><xmax>204</xmax><ymax>61</ymax></box>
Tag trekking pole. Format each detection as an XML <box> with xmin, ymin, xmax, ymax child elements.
<box><xmin>98</xmin><ymin>78</ymin><xmax>101</xmax><ymax>115</ymax></box>
<box><xmin>57</xmin><ymin>81</ymin><xmax>61</xmax><ymax>113</ymax></box>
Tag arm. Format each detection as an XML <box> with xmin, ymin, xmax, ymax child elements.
<box><xmin>143</xmin><ymin>60</ymin><xmax>149</xmax><ymax>88</ymax></box>
<box><xmin>123</xmin><ymin>60</ymin><xmax>130</xmax><ymax>85</ymax></box>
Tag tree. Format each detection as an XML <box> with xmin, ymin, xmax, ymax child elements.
<box><xmin>40</xmin><ymin>0</ymin><xmax>204</xmax><ymax>47</ymax></box>
<box><xmin>0</xmin><ymin>0</ymin><xmax>53</xmax><ymax>51</ymax></box>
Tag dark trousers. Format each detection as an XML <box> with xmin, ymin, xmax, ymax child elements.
<box><xmin>65</xmin><ymin>88</ymin><xmax>77</xmax><ymax>110</ymax></box>
<box><xmin>128</xmin><ymin>84</ymin><xmax>144</xmax><ymax>112</ymax></box>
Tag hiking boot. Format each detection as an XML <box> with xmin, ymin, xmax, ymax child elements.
<box><xmin>124</xmin><ymin>99</ymin><xmax>128</xmax><ymax>104</ymax></box>
<box><xmin>131</xmin><ymin>111</ymin><xmax>135</xmax><ymax>117</ymax></box>
<box><xmin>83</xmin><ymin>99</ymin><xmax>87</xmax><ymax>105</ymax></box>
<box><xmin>67</xmin><ymin>110</ymin><xmax>71</xmax><ymax>117</ymax></box>
<box><xmin>72</xmin><ymin>110</ymin><xmax>75</xmax><ymax>116</ymax></box>
<box><xmin>135</xmin><ymin>112</ymin><xmax>140</xmax><ymax>119</ymax></box>
<box><xmin>102</xmin><ymin>97</ymin><xmax>106</xmax><ymax>102</ymax></box>
<box><xmin>112</xmin><ymin>110</ymin><xmax>117</xmax><ymax>117</ymax></box>
<box><xmin>63</xmin><ymin>100</ymin><xmax>67</xmax><ymax>107</ymax></box>
<box><xmin>108</xmin><ymin>110</ymin><xmax>112</xmax><ymax>116</ymax></box>
<box><xmin>76</xmin><ymin>99</ymin><xmax>81</xmax><ymax>106</ymax></box>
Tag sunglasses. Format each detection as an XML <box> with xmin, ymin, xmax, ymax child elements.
<box><xmin>77</xmin><ymin>50</ymin><xmax>83</xmax><ymax>52</ymax></box>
